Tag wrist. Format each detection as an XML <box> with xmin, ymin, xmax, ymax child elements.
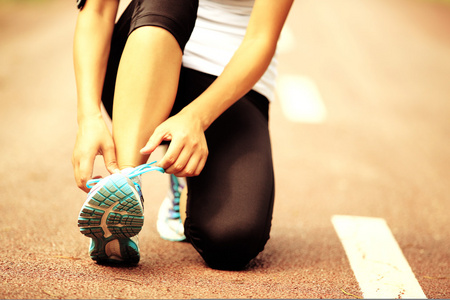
<box><xmin>77</xmin><ymin>109</ymin><xmax>103</xmax><ymax>124</ymax></box>
<box><xmin>77</xmin><ymin>97</ymin><xmax>104</xmax><ymax>124</ymax></box>
<box><xmin>179</xmin><ymin>105</ymin><xmax>212</xmax><ymax>132</ymax></box>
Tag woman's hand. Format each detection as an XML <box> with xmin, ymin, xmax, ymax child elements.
<box><xmin>72</xmin><ymin>116</ymin><xmax>119</xmax><ymax>192</ymax></box>
<box><xmin>140</xmin><ymin>109</ymin><xmax>208</xmax><ymax>177</ymax></box>
<box><xmin>72</xmin><ymin>0</ymin><xmax>120</xmax><ymax>192</ymax></box>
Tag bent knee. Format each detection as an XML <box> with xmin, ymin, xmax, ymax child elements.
<box><xmin>187</xmin><ymin>220</ymin><xmax>270</xmax><ymax>270</ymax></box>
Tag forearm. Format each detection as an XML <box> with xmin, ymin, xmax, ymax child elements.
<box><xmin>181</xmin><ymin>0</ymin><xmax>293</xmax><ymax>130</ymax></box>
<box><xmin>73</xmin><ymin>1</ymin><xmax>118</xmax><ymax>123</ymax></box>
<box><xmin>182</xmin><ymin>36</ymin><xmax>276</xmax><ymax>130</ymax></box>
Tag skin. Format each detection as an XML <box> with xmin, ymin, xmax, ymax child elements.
<box><xmin>72</xmin><ymin>0</ymin><xmax>294</xmax><ymax>193</ymax></box>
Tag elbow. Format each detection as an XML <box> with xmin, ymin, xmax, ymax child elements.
<box><xmin>243</xmin><ymin>34</ymin><xmax>278</xmax><ymax>63</ymax></box>
<box><xmin>77</xmin><ymin>0</ymin><xmax>118</xmax><ymax>22</ymax></box>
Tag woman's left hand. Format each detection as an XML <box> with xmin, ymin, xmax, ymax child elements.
<box><xmin>140</xmin><ymin>109</ymin><xmax>209</xmax><ymax>177</ymax></box>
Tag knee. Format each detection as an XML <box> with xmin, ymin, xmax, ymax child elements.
<box><xmin>186</xmin><ymin>218</ymin><xmax>270</xmax><ymax>270</ymax></box>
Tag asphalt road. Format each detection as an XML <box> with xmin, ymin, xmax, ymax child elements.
<box><xmin>0</xmin><ymin>0</ymin><xmax>449</xmax><ymax>298</ymax></box>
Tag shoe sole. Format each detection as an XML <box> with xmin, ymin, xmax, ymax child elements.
<box><xmin>78</xmin><ymin>174</ymin><xmax>143</xmax><ymax>263</ymax></box>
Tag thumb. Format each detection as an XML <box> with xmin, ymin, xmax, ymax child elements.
<box><xmin>103</xmin><ymin>146</ymin><xmax>119</xmax><ymax>174</ymax></box>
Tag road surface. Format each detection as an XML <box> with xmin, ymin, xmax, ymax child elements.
<box><xmin>0</xmin><ymin>0</ymin><xmax>449</xmax><ymax>298</ymax></box>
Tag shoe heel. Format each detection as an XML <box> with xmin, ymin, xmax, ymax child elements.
<box><xmin>78</xmin><ymin>174</ymin><xmax>144</xmax><ymax>262</ymax></box>
<box><xmin>78</xmin><ymin>174</ymin><xmax>144</xmax><ymax>238</ymax></box>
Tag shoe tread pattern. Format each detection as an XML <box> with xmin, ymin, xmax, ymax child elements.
<box><xmin>77</xmin><ymin>174</ymin><xmax>143</xmax><ymax>263</ymax></box>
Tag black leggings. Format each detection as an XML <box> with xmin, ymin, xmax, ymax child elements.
<box><xmin>173</xmin><ymin>68</ymin><xmax>275</xmax><ymax>270</ymax></box>
<box><xmin>102</xmin><ymin>0</ymin><xmax>275</xmax><ymax>270</ymax></box>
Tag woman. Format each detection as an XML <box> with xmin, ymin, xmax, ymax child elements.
<box><xmin>73</xmin><ymin>0</ymin><xmax>293</xmax><ymax>270</ymax></box>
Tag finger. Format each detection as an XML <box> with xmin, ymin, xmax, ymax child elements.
<box><xmin>184</xmin><ymin>141</ymin><xmax>208</xmax><ymax>177</ymax></box>
<box><xmin>164</xmin><ymin>146</ymin><xmax>191</xmax><ymax>174</ymax></box>
<box><xmin>174</xmin><ymin>150</ymin><xmax>206</xmax><ymax>177</ymax></box>
<box><xmin>72</xmin><ymin>155</ymin><xmax>84</xmax><ymax>191</ymax></box>
<box><xmin>72</xmin><ymin>154</ymin><xmax>90</xmax><ymax>193</ymax></box>
<box><xmin>102</xmin><ymin>144</ymin><xmax>119</xmax><ymax>174</ymax></box>
<box><xmin>158</xmin><ymin>139</ymin><xmax>185</xmax><ymax>171</ymax></box>
<box><xmin>78</xmin><ymin>154</ymin><xmax>95</xmax><ymax>192</ymax></box>
<box><xmin>193</xmin><ymin>153</ymin><xmax>208</xmax><ymax>176</ymax></box>
<box><xmin>140</xmin><ymin>128</ymin><xmax>171</xmax><ymax>155</ymax></box>
<box><xmin>173</xmin><ymin>159</ymin><xmax>196</xmax><ymax>177</ymax></box>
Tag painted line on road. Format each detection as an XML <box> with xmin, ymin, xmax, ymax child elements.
<box><xmin>276</xmin><ymin>75</ymin><xmax>327</xmax><ymax>124</ymax></box>
<box><xmin>331</xmin><ymin>215</ymin><xmax>427</xmax><ymax>299</ymax></box>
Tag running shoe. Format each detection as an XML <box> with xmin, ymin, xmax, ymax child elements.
<box><xmin>78</xmin><ymin>163</ymin><xmax>164</xmax><ymax>264</ymax></box>
<box><xmin>157</xmin><ymin>174</ymin><xmax>186</xmax><ymax>242</ymax></box>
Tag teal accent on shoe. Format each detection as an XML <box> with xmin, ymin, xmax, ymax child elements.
<box><xmin>126</xmin><ymin>161</ymin><xmax>165</xmax><ymax>178</ymax></box>
<box><xmin>86</xmin><ymin>161</ymin><xmax>164</xmax><ymax>189</ymax></box>
<box><xmin>120</xmin><ymin>238</ymin><xmax>140</xmax><ymax>261</ymax></box>
<box><xmin>87</xmin><ymin>237</ymin><xmax>140</xmax><ymax>264</ymax></box>
<box><xmin>78</xmin><ymin>173</ymin><xmax>144</xmax><ymax>264</ymax></box>
<box><xmin>168</xmin><ymin>174</ymin><xmax>183</xmax><ymax>220</ymax></box>
<box><xmin>156</xmin><ymin>174</ymin><xmax>186</xmax><ymax>242</ymax></box>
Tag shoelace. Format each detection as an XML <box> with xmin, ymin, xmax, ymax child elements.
<box><xmin>86</xmin><ymin>161</ymin><xmax>165</xmax><ymax>189</ymax></box>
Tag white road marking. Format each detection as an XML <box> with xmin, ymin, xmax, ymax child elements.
<box><xmin>332</xmin><ymin>215</ymin><xmax>427</xmax><ymax>299</ymax></box>
<box><xmin>276</xmin><ymin>75</ymin><xmax>327</xmax><ymax>123</ymax></box>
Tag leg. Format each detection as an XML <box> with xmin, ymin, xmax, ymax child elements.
<box><xmin>175</xmin><ymin>69</ymin><xmax>275</xmax><ymax>270</ymax></box>
<box><xmin>180</xmin><ymin>184</ymin><xmax>188</xmax><ymax>223</ymax></box>
<box><xmin>101</xmin><ymin>0</ymin><xmax>199</xmax><ymax>169</ymax></box>
<box><xmin>79</xmin><ymin>0</ymin><xmax>198</xmax><ymax>265</ymax></box>
<box><xmin>113</xmin><ymin>26</ymin><xmax>182</xmax><ymax>169</ymax></box>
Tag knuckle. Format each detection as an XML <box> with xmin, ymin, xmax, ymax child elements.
<box><xmin>184</xmin><ymin>169</ymin><xmax>195</xmax><ymax>177</ymax></box>
<box><xmin>79</xmin><ymin>175</ymin><xmax>88</xmax><ymax>185</ymax></box>
<box><xmin>164</xmin><ymin>155</ymin><xmax>176</xmax><ymax>165</ymax></box>
<box><xmin>106</xmin><ymin>159</ymin><xmax>117</xmax><ymax>168</ymax></box>
<box><xmin>178</xmin><ymin>130</ymin><xmax>189</xmax><ymax>139</ymax></box>
<box><xmin>173</xmin><ymin>164</ymin><xmax>184</xmax><ymax>173</ymax></box>
<box><xmin>76</xmin><ymin>180</ymin><xmax>85</xmax><ymax>190</ymax></box>
<box><xmin>200</xmin><ymin>143</ymin><xmax>208</xmax><ymax>155</ymax></box>
<box><xmin>190</xmin><ymin>139</ymin><xmax>200</xmax><ymax>148</ymax></box>
<box><xmin>103</xmin><ymin>144</ymin><xmax>115</xmax><ymax>153</ymax></box>
<box><xmin>194</xmin><ymin>167</ymin><xmax>203</xmax><ymax>176</ymax></box>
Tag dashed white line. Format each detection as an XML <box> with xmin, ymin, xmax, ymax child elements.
<box><xmin>276</xmin><ymin>75</ymin><xmax>327</xmax><ymax>123</ymax></box>
<box><xmin>332</xmin><ymin>215</ymin><xmax>427</xmax><ymax>299</ymax></box>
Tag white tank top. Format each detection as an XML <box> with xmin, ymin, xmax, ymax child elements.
<box><xmin>182</xmin><ymin>0</ymin><xmax>278</xmax><ymax>101</ymax></box>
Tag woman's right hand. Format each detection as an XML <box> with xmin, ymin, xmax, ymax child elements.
<box><xmin>72</xmin><ymin>0</ymin><xmax>120</xmax><ymax>192</ymax></box>
<box><xmin>72</xmin><ymin>116</ymin><xmax>119</xmax><ymax>193</ymax></box>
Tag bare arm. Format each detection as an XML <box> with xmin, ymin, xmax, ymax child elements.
<box><xmin>72</xmin><ymin>0</ymin><xmax>120</xmax><ymax>192</ymax></box>
<box><xmin>183</xmin><ymin>0</ymin><xmax>294</xmax><ymax>129</ymax></box>
<box><xmin>74</xmin><ymin>0</ymin><xmax>118</xmax><ymax>120</ymax></box>
<box><xmin>142</xmin><ymin>0</ymin><xmax>294</xmax><ymax>176</ymax></box>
